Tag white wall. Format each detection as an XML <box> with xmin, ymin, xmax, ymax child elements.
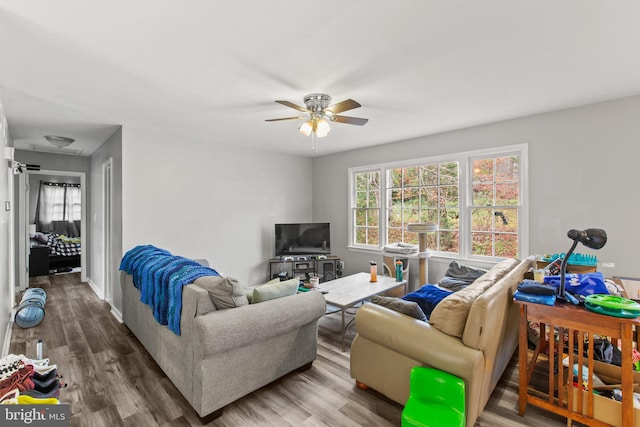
<box><xmin>313</xmin><ymin>95</ymin><xmax>640</xmax><ymax>282</ymax></box>
<box><xmin>0</xmin><ymin>100</ymin><xmax>13</xmax><ymax>356</ymax></box>
<box><xmin>88</xmin><ymin>128</ymin><xmax>122</xmax><ymax>312</ymax></box>
<box><xmin>121</xmin><ymin>126</ymin><xmax>313</xmax><ymax>313</ymax></box>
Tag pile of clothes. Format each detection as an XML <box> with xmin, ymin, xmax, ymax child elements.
<box><xmin>0</xmin><ymin>354</ymin><xmax>65</xmax><ymax>404</ymax></box>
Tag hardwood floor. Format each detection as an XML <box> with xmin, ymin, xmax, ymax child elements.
<box><xmin>9</xmin><ymin>273</ymin><xmax>567</xmax><ymax>426</ymax></box>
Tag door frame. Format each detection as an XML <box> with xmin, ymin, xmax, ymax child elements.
<box><xmin>20</xmin><ymin>169</ymin><xmax>87</xmax><ymax>283</ymax></box>
<box><xmin>102</xmin><ymin>158</ymin><xmax>113</xmax><ymax>305</ymax></box>
<box><xmin>16</xmin><ymin>171</ymin><xmax>26</xmax><ymax>293</ymax></box>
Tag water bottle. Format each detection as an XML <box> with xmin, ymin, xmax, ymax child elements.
<box><xmin>369</xmin><ymin>261</ymin><xmax>377</xmax><ymax>282</ymax></box>
<box><xmin>395</xmin><ymin>260</ymin><xmax>403</xmax><ymax>282</ymax></box>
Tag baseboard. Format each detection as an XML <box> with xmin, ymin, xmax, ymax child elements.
<box><xmin>110</xmin><ymin>306</ymin><xmax>123</xmax><ymax>323</ymax></box>
<box><xmin>2</xmin><ymin>314</ymin><xmax>13</xmax><ymax>357</ymax></box>
<box><xmin>86</xmin><ymin>278</ymin><xmax>105</xmax><ymax>300</ymax></box>
<box><xmin>86</xmin><ymin>278</ymin><xmax>122</xmax><ymax>323</ymax></box>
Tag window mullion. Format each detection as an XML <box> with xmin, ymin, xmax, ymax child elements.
<box><xmin>380</xmin><ymin>167</ymin><xmax>388</xmax><ymax>248</ymax></box>
<box><xmin>458</xmin><ymin>156</ymin><xmax>469</xmax><ymax>259</ymax></box>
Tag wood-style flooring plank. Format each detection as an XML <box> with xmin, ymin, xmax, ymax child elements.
<box><xmin>9</xmin><ymin>272</ymin><xmax>568</xmax><ymax>426</ymax></box>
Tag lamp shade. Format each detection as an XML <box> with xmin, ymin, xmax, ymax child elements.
<box><xmin>299</xmin><ymin>121</ymin><xmax>313</xmax><ymax>137</ymax></box>
<box><xmin>558</xmin><ymin>227</ymin><xmax>607</xmax><ymax>300</ymax></box>
<box><xmin>567</xmin><ymin>228</ymin><xmax>607</xmax><ymax>249</ymax></box>
<box><xmin>315</xmin><ymin>119</ymin><xmax>331</xmax><ymax>138</ymax></box>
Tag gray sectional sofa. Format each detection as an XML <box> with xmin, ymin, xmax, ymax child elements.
<box><xmin>121</xmin><ymin>272</ymin><xmax>327</xmax><ymax>421</ymax></box>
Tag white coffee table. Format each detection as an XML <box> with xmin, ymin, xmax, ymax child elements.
<box><xmin>317</xmin><ymin>272</ymin><xmax>408</xmax><ymax>351</ymax></box>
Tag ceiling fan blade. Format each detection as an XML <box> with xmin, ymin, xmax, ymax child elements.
<box><xmin>275</xmin><ymin>100</ymin><xmax>309</xmax><ymax>113</ymax></box>
<box><xmin>331</xmin><ymin>115</ymin><xmax>369</xmax><ymax>126</ymax></box>
<box><xmin>265</xmin><ymin>116</ymin><xmax>306</xmax><ymax>122</ymax></box>
<box><xmin>325</xmin><ymin>99</ymin><xmax>361</xmax><ymax>114</ymax></box>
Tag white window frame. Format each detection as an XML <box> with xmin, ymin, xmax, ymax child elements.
<box><xmin>348</xmin><ymin>144</ymin><xmax>529</xmax><ymax>261</ymax></box>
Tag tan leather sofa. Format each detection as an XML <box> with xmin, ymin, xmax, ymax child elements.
<box><xmin>350</xmin><ymin>257</ymin><xmax>534</xmax><ymax>427</ymax></box>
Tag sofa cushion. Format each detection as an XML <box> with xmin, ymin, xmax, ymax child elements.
<box><xmin>429</xmin><ymin>258</ymin><xmax>519</xmax><ymax>338</ymax></box>
<box><xmin>462</xmin><ymin>259</ymin><xmax>530</xmax><ymax>351</ymax></box>
<box><xmin>252</xmin><ymin>278</ymin><xmax>299</xmax><ymax>303</ymax></box>
<box><xmin>370</xmin><ymin>295</ymin><xmax>427</xmax><ymax>321</ymax></box>
<box><xmin>402</xmin><ymin>285</ymin><xmax>452</xmax><ymax>318</ymax></box>
<box><xmin>193</xmin><ymin>276</ymin><xmax>249</xmax><ymax>310</ymax></box>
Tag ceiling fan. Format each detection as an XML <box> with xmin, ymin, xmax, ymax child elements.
<box><xmin>265</xmin><ymin>93</ymin><xmax>368</xmax><ymax>152</ymax></box>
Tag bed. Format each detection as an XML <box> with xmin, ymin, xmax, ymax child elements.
<box><xmin>30</xmin><ymin>232</ymin><xmax>81</xmax><ymax>275</ymax></box>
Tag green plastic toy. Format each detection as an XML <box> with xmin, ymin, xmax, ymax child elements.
<box><xmin>584</xmin><ymin>294</ymin><xmax>640</xmax><ymax>318</ymax></box>
<box><xmin>402</xmin><ymin>366</ymin><xmax>466</xmax><ymax>427</ymax></box>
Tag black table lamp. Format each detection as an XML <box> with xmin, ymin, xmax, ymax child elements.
<box><xmin>558</xmin><ymin>228</ymin><xmax>607</xmax><ymax>300</ymax></box>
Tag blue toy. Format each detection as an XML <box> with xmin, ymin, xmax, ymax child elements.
<box><xmin>14</xmin><ymin>288</ymin><xmax>47</xmax><ymax>329</ymax></box>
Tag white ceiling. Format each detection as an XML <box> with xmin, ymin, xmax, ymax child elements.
<box><xmin>1</xmin><ymin>1</ymin><xmax>639</xmax><ymax>157</ymax></box>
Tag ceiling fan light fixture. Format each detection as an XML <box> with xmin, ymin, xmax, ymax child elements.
<box><xmin>299</xmin><ymin>121</ymin><xmax>313</xmax><ymax>137</ymax></box>
<box><xmin>315</xmin><ymin>118</ymin><xmax>331</xmax><ymax>138</ymax></box>
<box><xmin>44</xmin><ymin>135</ymin><xmax>75</xmax><ymax>149</ymax></box>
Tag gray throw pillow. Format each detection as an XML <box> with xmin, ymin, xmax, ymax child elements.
<box><xmin>370</xmin><ymin>295</ymin><xmax>426</xmax><ymax>321</ymax></box>
<box><xmin>438</xmin><ymin>261</ymin><xmax>488</xmax><ymax>289</ymax></box>
<box><xmin>193</xmin><ymin>276</ymin><xmax>249</xmax><ymax>310</ymax></box>
<box><xmin>437</xmin><ymin>276</ymin><xmax>471</xmax><ymax>292</ymax></box>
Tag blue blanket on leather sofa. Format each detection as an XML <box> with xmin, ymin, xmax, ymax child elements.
<box><xmin>120</xmin><ymin>245</ymin><xmax>219</xmax><ymax>334</ymax></box>
<box><xmin>402</xmin><ymin>284</ymin><xmax>453</xmax><ymax>319</ymax></box>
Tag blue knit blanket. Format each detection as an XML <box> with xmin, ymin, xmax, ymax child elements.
<box><xmin>119</xmin><ymin>245</ymin><xmax>219</xmax><ymax>335</ymax></box>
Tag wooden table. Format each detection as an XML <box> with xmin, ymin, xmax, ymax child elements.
<box><xmin>516</xmin><ymin>299</ymin><xmax>640</xmax><ymax>426</ymax></box>
<box><xmin>317</xmin><ymin>272</ymin><xmax>407</xmax><ymax>351</ymax></box>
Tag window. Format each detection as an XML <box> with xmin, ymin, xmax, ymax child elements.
<box><xmin>386</xmin><ymin>162</ymin><xmax>460</xmax><ymax>252</ymax></box>
<box><xmin>353</xmin><ymin>170</ymin><xmax>381</xmax><ymax>246</ymax></box>
<box><xmin>349</xmin><ymin>144</ymin><xmax>527</xmax><ymax>260</ymax></box>
<box><xmin>35</xmin><ymin>182</ymin><xmax>82</xmax><ymax>237</ymax></box>
<box><xmin>470</xmin><ymin>155</ymin><xmax>520</xmax><ymax>257</ymax></box>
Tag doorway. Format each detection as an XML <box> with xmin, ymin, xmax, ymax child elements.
<box><xmin>17</xmin><ymin>169</ymin><xmax>87</xmax><ymax>286</ymax></box>
<box><xmin>103</xmin><ymin>158</ymin><xmax>113</xmax><ymax>305</ymax></box>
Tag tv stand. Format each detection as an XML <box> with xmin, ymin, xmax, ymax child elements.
<box><xmin>268</xmin><ymin>256</ymin><xmax>342</xmax><ymax>282</ymax></box>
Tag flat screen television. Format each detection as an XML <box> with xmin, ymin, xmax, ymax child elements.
<box><xmin>275</xmin><ymin>223</ymin><xmax>330</xmax><ymax>256</ymax></box>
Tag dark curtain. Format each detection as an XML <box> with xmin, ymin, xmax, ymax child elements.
<box><xmin>35</xmin><ymin>181</ymin><xmax>81</xmax><ymax>238</ymax></box>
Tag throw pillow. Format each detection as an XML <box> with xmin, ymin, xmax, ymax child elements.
<box><xmin>437</xmin><ymin>261</ymin><xmax>488</xmax><ymax>291</ymax></box>
<box><xmin>252</xmin><ymin>278</ymin><xmax>299</xmax><ymax>303</ymax></box>
<box><xmin>34</xmin><ymin>232</ymin><xmax>48</xmax><ymax>244</ymax></box>
<box><xmin>402</xmin><ymin>285</ymin><xmax>453</xmax><ymax>318</ymax></box>
<box><xmin>370</xmin><ymin>295</ymin><xmax>426</xmax><ymax>321</ymax></box>
<box><xmin>246</xmin><ymin>278</ymin><xmax>280</xmax><ymax>303</ymax></box>
<box><xmin>437</xmin><ymin>276</ymin><xmax>472</xmax><ymax>292</ymax></box>
<box><xmin>193</xmin><ymin>276</ymin><xmax>249</xmax><ymax>310</ymax></box>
